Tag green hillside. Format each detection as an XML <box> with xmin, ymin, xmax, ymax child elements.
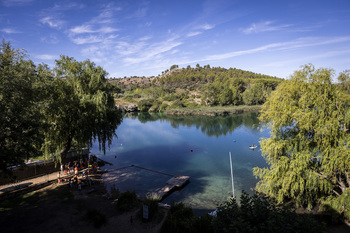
<box><xmin>109</xmin><ymin>64</ymin><xmax>284</xmax><ymax>112</ymax></box>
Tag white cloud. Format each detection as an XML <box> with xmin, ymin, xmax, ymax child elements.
<box><xmin>241</xmin><ymin>21</ymin><xmax>292</xmax><ymax>34</ymax></box>
<box><xmin>70</xmin><ymin>25</ymin><xmax>118</xmax><ymax>35</ymax></box>
<box><xmin>35</xmin><ymin>54</ymin><xmax>57</xmax><ymax>60</ymax></box>
<box><xmin>71</xmin><ymin>34</ymin><xmax>117</xmax><ymax>45</ymax></box>
<box><xmin>40</xmin><ymin>16</ymin><xmax>64</xmax><ymax>29</ymax></box>
<box><xmin>1</xmin><ymin>27</ymin><xmax>21</xmax><ymax>33</ymax></box>
<box><xmin>2</xmin><ymin>0</ymin><xmax>34</xmax><ymax>7</ymax></box>
<box><xmin>200</xmin><ymin>24</ymin><xmax>215</xmax><ymax>30</ymax></box>
<box><xmin>123</xmin><ymin>39</ymin><xmax>182</xmax><ymax>65</ymax></box>
<box><xmin>70</xmin><ymin>25</ymin><xmax>95</xmax><ymax>34</ymax></box>
<box><xmin>201</xmin><ymin>36</ymin><xmax>350</xmax><ymax>62</ymax></box>
<box><xmin>187</xmin><ymin>31</ymin><xmax>202</xmax><ymax>37</ymax></box>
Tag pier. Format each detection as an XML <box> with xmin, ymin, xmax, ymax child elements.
<box><xmin>157</xmin><ymin>175</ymin><xmax>190</xmax><ymax>200</ymax></box>
<box><xmin>108</xmin><ymin>165</ymin><xmax>190</xmax><ymax>200</ymax></box>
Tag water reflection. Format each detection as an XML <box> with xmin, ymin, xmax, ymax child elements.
<box><xmin>92</xmin><ymin>111</ymin><xmax>268</xmax><ymax>213</ymax></box>
<box><xmin>125</xmin><ymin>111</ymin><xmax>260</xmax><ymax>137</ymax></box>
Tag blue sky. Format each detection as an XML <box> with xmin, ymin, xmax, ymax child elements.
<box><xmin>1</xmin><ymin>0</ymin><xmax>350</xmax><ymax>79</ymax></box>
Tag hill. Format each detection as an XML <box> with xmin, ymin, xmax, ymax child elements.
<box><xmin>108</xmin><ymin>64</ymin><xmax>284</xmax><ymax>112</ymax></box>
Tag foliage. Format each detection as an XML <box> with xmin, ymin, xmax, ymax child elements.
<box><xmin>160</xmin><ymin>192</ymin><xmax>322</xmax><ymax>233</ymax></box>
<box><xmin>254</xmin><ymin>64</ymin><xmax>350</xmax><ymax>218</ymax></box>
<box><xmin>0</xmin><ymin>41</ymin><xmax>44</xmax><ymax>173</ymax></box>
<box><xmin>111</xmin><ymin>65</ymin><xmax>282</xmax><ymax>111</ymax></box>
<box><xmin>115</xmin><ymin>191</ymin><xmax>139</xmax><ymax>212</ymax></box>
<box><xmin>41</xmin><ymin>55</ymin><xmax>122</xmax><ymax>161</ymax></box>
<box><xmin>138</xmin><ymin>99</ymin><xmax>154</xmax><ymax>112</ymax></box>
<box><xmin>0</xmin><ymin>41</ymin><xmax>122</xmax><ymax>174</ymax></box>
<box><xmin>213</xmin><ymin>192</ymin><xmax>322</xmax><ymax>233</ymax></box>
<box><xmin>320</xmin><ymin>189</ymin><xmax>350</xmax><ymax>223</ymax></box>
<box><xmin>140</xmin><ymin>193</ymin><xmax>161</xmax><ymax>221</ymax></box>
<box><xmin>160</xmin><ymin>202</ymin><xmax>197</xmax><ymax>233</ymax></box>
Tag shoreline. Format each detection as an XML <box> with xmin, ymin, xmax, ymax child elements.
<box><xmin>164</xmin><ymin>105</ymin><xmax>261</xmax><ymax>116</ymax></box>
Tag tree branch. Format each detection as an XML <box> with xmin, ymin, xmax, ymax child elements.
<box><xmin>333</xmin><ymin>189</ymin><xmax>341</xmax><ymax>196</ymax></box>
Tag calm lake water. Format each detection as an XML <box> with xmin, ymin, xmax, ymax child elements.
<box><xmin>91</xmin><ymin>111</ymin><xmax>269</xmax><ymax>213</ymax></box>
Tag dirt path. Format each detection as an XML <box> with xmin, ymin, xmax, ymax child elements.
<box><xmin>0</xmin><ymin>170</ymin><xmax>167</xmax><ymax>233</ymax></box>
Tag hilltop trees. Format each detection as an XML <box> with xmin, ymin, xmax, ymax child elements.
<box><xmin>254</xmin><ymin>64</ymin><xmax>350</xmax><ymax>220</ymax></box>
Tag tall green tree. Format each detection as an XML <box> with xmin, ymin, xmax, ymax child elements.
<box><xmin>42</xmin><ymin>55</ymin><xmax>122</xmax><ymax>161</ymax></box>
<box><xmin>0</xmin><ymin>41</ymin><xmax>43</xmax><ymax>174</ymax></box>
<box><xmin>254</xmin><ymin>65</ymin><xmax>350</xmax><ymax>217</ymax></box>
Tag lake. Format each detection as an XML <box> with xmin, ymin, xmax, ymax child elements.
<box><xmin>90</xmin><ymin>111</ymin><xmax>269</xmax><ymax>213</ymax></box>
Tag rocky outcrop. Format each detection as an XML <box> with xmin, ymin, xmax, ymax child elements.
<box><xmin>117</xmin><ymin>104</ymin><xmax>139</xmax><ymax>112</ymax></box>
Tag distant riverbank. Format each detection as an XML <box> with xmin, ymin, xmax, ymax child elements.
<box><xmin>165</xmin><ymin>105</ymin><xmax>262</xmax><ymax>116</ymax></box>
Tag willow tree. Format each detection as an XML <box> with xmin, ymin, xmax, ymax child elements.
<box><xmin>42</xmin><ymin>55</ymin><xmax>122</xmax><ymax>161</ymax></box>
<box><xmin>254</xmin><ymin>64</ymin><xmax>350</xmax><ymax>218</ymax></box>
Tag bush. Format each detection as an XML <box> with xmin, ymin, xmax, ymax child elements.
<box><xmin>160</xmin><ymin>202</ymin><xmax>195</xmax><ymax>233</ymax></box>
<box><xmin>159</xmin><ymin>103</ymin><xmax>169</xmax><ymax>111</ymax></box>
<box><xmin>213</xmin><ymin>192</ymin><xmax>323</xmax><ymax>233</ymax></box>
<box><xmin>140</xmin><ymin>193</ymin><xmax>161</xmax><ymax>221</ymax></box>
<box><xmin>138</xmin><ymin>99</ymin><xmax>154</xmax><ymax>112</ymax></box>
<box><xmin>115</xmin><ymin>191</ymin><xmax>139</xmax><ymax>212</ymax></box>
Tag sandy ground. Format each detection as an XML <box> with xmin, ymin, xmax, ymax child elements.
<box><xmin>0</xmin><ymin>171</ymin><xmax>167</xmax><ymax>233</ymax></box>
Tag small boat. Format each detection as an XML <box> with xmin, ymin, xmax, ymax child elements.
<box><xmin>249</xmin><ymin>145</ymin><xmax>257</xmax><ymax>149</ymax></box>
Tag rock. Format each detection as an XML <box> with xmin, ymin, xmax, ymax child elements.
<box><xmin>118</xmin><ymin>104</ymin><xmax>139</xmax><ymax>112</ymax></box>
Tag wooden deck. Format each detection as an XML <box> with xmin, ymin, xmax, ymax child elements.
<box><xmin>157</xmin><ymin>175</ymin><xmax>190</xmax><ymax>200</ymax></box>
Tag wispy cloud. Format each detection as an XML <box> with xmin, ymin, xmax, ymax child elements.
<box><xmin>1</xmin><ymin>0</ymin><xmax>34</xmax><ymax>7</ymax></box>
<box><xmin>1</xmin><ymin>27</ymin><xmax>21</xmax><ymax>33</ymax></box>
<box><xmin>123</xmin><ymin>38</ymin><xmax>182</xmax><ymax>65</ymax></box>
<box><xmin>187</xmin><ymin>31</ymin><xmax>202</xmax><ymax>37</ymax></box>
<box><xmin>241</xmin><ymin>20</ymin><xmax>292</xmax><ymax>34</ymax></box>
<box><xmin>40</xmin><ymin>16</ymin><xmax>64</xmax><ymax>29</ymax></box>
<box><xmin>187</xmin><ymin>23</ymin><xmax>215</xmax><ymax>37</ymax></box>
<box><xmin>201</xmin><ymin>36</ymin><xmax>350</xmax><ymax>62</ymax></box>
<box><xmin>262</xmin><ymin>49</ymin><xmax>350</xmax><ymax>68</ymax></box>
<box><xmin>70</xmin><ymin>25</ymin><xmax>118</xmax><ymax>35</ymax></box>
<box><xmin>71</xmin><ymin>34</ymin><xmax>118</xmax><ymax>45</ymax></box>
<box><xmin>67</xmin><ymin>3</ymin><xmax>120</xmax><ymax>45</ymax></box>
<box><xmin>35</xmin><ymin>54</ymin><xmax>57</xmax><ymax>60</ymax></box>
<box><xmin>200</xmin><ymin>23</ymin><xmax>215</xmax><ymax>30</ymax></box>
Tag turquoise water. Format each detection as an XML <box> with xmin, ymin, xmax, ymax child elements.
<box><xmin>91</xmin><ymin>111</ymin><xmax>269</xmax><ymax>213</ymax></box>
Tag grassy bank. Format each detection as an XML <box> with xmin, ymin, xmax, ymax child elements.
<box><xmin>165</xmin><ymin>105</ymin><xmax>261</xmax><ymax>116</ymax></box>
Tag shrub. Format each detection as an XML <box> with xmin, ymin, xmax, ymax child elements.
<box><xmin>160</xmin><ymin>202</ymin><xmax>196</xmax><ymax>233</ymax></box>
<box><xmin>115</xmin><ymin>191</ymin><xmax>139</xmax><ymax>212</ymax></box>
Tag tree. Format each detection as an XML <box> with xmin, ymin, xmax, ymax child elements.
<box><xmin>254</xmin><ymin>64</ymin><xmax>350</xmax><ymax>217</ymax></box>
<box><xmin>42</xmin><ymin>55</ymin><xmax>122</xmax><ymax>161</ymax></box>
<box><xmin>0</xmin><ymin>41</ymin><xmax>43</xmax><ymax>174</ymax></box>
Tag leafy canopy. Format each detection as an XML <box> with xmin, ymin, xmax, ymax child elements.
<box><xmin>0</xmin><ymin>41</ymin><xmax>122</xmax><ymax>173</ymax></box>
<box><xmin>254</xmin><ymin>64</ymin><xmax>350</xmax><ymax>215</ymax></box>
<box><xmin>42</xmin><ymin>55</ymin><xmax>122</xmax><ymax>161</ymax></box>
<box><xmin>0</xmin><ymin>41</ymin><xmax>43</xmax><ymax>173</ymax></box>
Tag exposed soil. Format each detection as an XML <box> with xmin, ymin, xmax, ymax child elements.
<box><xmin>0</xmin><ymin>172</ymin><xmax>167</xmax><ymax>233</ymax></box>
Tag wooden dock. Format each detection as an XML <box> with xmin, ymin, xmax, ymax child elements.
<box><xmin>157</xmin><ymin>175</ymin><xmax>190</xmax><ymax>200</ymax></box>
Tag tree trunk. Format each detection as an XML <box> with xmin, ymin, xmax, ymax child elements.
<box><xmin>60</xmin><ymin>134</ymin><xmax>72</xmax><ymax>160</ymax></box>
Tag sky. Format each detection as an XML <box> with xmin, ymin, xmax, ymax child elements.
<box><xmin>1</xmin><ymin>0</ymin><xmax>350</xmax><ymax>79</ymax></box>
